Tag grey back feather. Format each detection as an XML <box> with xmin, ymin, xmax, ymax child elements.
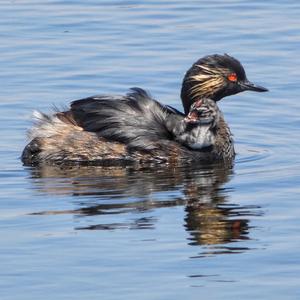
<box><xmin>70</xmin><ymin>88</ymin><xmax>182</xmax><ymax>151</ymax></box>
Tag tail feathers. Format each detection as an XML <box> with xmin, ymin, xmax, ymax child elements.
<box><xmin>28</xmin><ymin>110</ymin><xmax>81</xmax><ymax>141</ymax></box>
<box><xmin>22</xmin><ymin>110</ymin><xmax>83</xmax><ymax>165</ymax></box>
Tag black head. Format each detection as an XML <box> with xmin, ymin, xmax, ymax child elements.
<box><xmin>181</xmin><ymin>54</ymin><xmax>268</xmax><ymax>114</ymax></box>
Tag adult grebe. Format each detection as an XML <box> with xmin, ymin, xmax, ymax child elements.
<box><xmin>21</xmin><ymin>54</ymin><xmax>267</xmax><ymax>166</ymax></box>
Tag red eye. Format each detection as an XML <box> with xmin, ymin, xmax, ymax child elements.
<box><xmin>227</xmin><ymin>73</ymin><xmax>237</xmax><ymax>82</ymax></box>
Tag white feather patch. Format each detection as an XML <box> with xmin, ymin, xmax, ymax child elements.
<box><xmin>28</xmin><ymin>110</ymin><xmax>81</xmax><ymax>140</ymax></box>
<box><xmin>185</xmin><ymin>125</ymin><xmax>215</xmax><ymax>149</ymax></box>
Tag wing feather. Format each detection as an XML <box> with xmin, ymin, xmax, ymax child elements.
<box><xmin>69</xmin><ymin>88</ymin><xmax>182</xmax><ymax>151</ymax></box>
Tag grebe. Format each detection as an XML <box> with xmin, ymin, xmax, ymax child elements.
<box><xmin>21</xmin><ymin>54</ymin><xmax>267</xmax><ymax>166</ymax></box>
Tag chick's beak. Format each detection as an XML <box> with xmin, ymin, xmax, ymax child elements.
<box><xmin>239</xmin><ymin>80</ymin><xmax>268</xmax><ymax>92</ymax></box>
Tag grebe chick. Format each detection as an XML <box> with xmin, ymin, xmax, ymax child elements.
<box><xmin>169</xmin><ymin>98</ymin><xmax>221</xmax><ymax>150</ymax></box>
<box><xmin>21</xmin><ymin>54</ymin><xmax>268</xmax><ymax>166</ymax></box>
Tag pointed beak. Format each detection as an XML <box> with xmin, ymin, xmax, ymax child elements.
<box><xmin>239</xmin><ymin>80</ymin><xmax>268</xmax><ymax>92</ymax></box>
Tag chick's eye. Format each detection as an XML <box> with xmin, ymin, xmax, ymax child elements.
<box><xmin>227</xmin><ymin>73</ymin><xmax>237</xmax><ymax>82</ymax></box>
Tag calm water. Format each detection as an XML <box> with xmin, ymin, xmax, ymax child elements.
<box><xmin>1</xmin><ymin>1</ymin><xmax>300</xmax><ymax>299</ymax></box>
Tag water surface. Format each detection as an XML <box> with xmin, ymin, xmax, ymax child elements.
<box><xmin>1</xmin><ymin>1</ymin><xmax>300</xmax><ymax>299</ymax></box>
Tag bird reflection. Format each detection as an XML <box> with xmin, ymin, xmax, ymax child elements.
<box><xmin>26</xmin><ymin>162</ymin><xmax>262</xmax><ymax>253</ymax></box>
<box><xmin>183</xmin><ymin>167</ymin><xmax>250</xmax><ymax>247</ymax></box>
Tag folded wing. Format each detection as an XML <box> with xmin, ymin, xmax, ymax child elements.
<box><xmin>69</xmin><ymin>88</ymin><xmax>183</xmax><ymax>151</ymax></box>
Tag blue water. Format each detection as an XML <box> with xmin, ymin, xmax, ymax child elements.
<box><xmin>1</xmin><ymin>1</ymin><xmax>300</xmax><ymax>299</ymax></box>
